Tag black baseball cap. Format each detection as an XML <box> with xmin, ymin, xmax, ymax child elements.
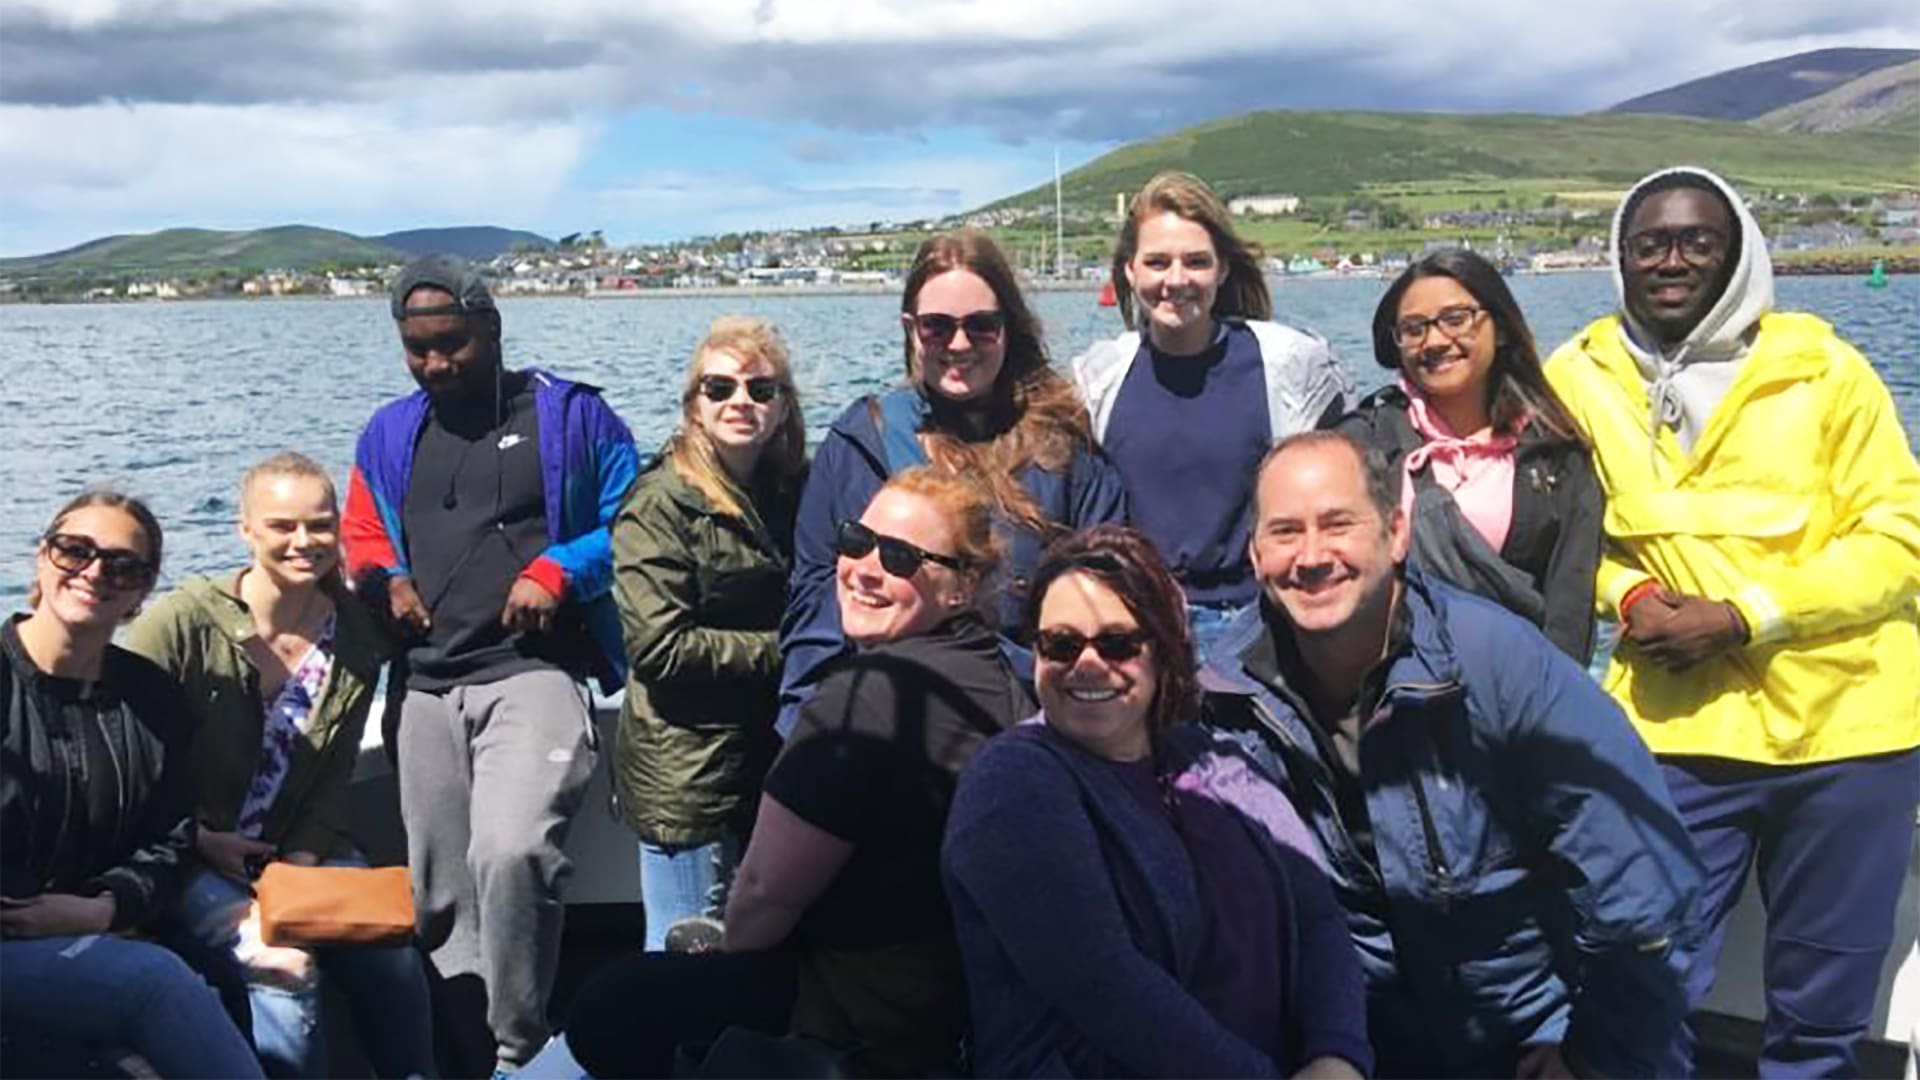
<box><xmin>390</xmin><ymin>254</ymin><xmax>496</xmax><ymax>319</ymax></box>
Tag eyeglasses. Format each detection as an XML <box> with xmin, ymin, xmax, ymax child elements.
<box><xmin>1392</xmin><ymin>305</ymin><xmax>1485</xmax><ymax>348</ymax></box>
<box><xmin>42</xmin><ymin>532</ymin><xmax>155</xmax><ymax>590</ymax></box>
<box><xmin>835</xmin><ymin>520</ymin><xmax>968</xmax><ymax>578</ymax></box>
<box><xmin>698</xmin><ymin>375</ymin><xmax>782</xmax><ymax>404</ymax></box>
<box><xmin>1622</xmin><ymin>226</ymin><xmax>1728</xmax><ymax>269</ymax></box>
<box><xmin>912</xmin><ymin>311</ymin><xmax>1006</xmax><ymax>348</ymax></box>
<box><xmin>1034</xmin><ymin>627</ymin><xmax>1150</xmax><ymax>665</ymax></box>
<box><xmin>402</xmin><ymin>330</ymin><xmax>473</xmax><ymax>358</ymax></box>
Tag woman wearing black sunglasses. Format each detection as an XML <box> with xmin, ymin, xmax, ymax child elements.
<box><xmin>944</xmin><ymin>525</ymin><xmax>1369</xmax><ymax>1079</ymax></box>
<box><xmin>610</xmin><ymin>315</ymin><xmax>807</xmax><ymax>952</ymax></box>
<box><xmin>777</xmin><ymin>227</ymin><xmax>1125</xmax><ymax>735</ymax></box>
<box><xmin>2</xmin><ymin>490</ymin><xmax>265</xmax><ymax>1078</ymax></box>
<box><xmin>568</xmin><ymin>467</ymin><xmax>1032</xmax><ymax>1078</ymax></box>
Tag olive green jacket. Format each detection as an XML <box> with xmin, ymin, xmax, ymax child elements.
<box><xmin>612</xmin><ymin>460</ymin><xmax>799</xmax><ymax>847</ymax></box>
<box><xmin>123</xmin><ymin>574</ymin><xmax>390</xmax><ymax>858</ymax></box>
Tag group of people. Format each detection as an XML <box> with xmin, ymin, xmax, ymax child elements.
<box><xmin>4</xmin><ymin>162</ymin><xmax>1916</xmax><ymax>1080</ymax></box>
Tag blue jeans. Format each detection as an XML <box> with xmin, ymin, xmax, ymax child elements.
<box><xmin>638</xmin><ymin>835</ymin><xmax>743</xmax><ymax>951</ymax></box>
<box><xmin>1661</xmin><ymin>748</ymin><xmax>1920</xmax><ymax>1078</ymax></box>
<box><xmin>167</xmin><ymin>858</ymin><xmax>437</xmax><ymax>1078</ymax></box>
<box><xmin>0</xmin><ymin>932</ymin><xmax>263</xmax><ymax>1078</ymax></box>
<box><xmin>1186</xmin><ymin>600</ymin><xmax>1252</xmax><ymax>669</ymax></box>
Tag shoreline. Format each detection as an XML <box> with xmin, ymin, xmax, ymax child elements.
<box><xmin>2</xmin><ymin>264</ymin><xmax>1910</xmax><ymax>306</ymax></box>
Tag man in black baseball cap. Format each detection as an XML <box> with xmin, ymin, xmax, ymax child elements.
<box><xmin>346</xmin><ymin>253</ymin><xmax>640</xmax><ymax>1075</ymax></box>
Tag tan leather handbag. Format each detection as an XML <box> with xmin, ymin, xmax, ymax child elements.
<box><xmin>254</xmin><ymin>864</ymin><xmax>416</xmax><ymax>947</ymax></box>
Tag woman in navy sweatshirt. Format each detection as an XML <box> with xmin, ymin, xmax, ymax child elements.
<box><xmin>943</xmin><ymin>525</ymin><xmax>1370</xmax><ymax>1078</ymax></box>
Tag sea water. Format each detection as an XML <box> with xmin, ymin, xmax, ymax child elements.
<box><xmin>2</xmin><ymin>271</ymin><xmax>1915</xmax><ymax>603</ymax></box>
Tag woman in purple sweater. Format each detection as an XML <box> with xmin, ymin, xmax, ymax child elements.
<box><xmin>943</xmin><ymin>526</ymin><xmax>1370</xmax><ymax>1078</ymax></box>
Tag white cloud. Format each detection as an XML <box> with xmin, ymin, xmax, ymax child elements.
<box><xmin>1</xmin><ymin>0</ymin><xmax>1915</xmax><ymax>254</ymax></box>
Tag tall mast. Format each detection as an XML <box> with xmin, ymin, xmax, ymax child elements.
<box><xmin>1054</xmin><ymin>148</ymin><xmax>1065</xmax><ymax>279</ymax></box>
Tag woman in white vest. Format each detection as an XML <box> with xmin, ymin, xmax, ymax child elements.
<box><xmin>1073</xmin><ymin>172</ymin><xmax>1352</xmax><ymax>660</ymax></box>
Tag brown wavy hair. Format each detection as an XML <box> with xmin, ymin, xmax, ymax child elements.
<box><xmin>897</xmin><ymin>229</ymin><xmax>1093</xmax><ymax>534</ymax></box>
<box><xmin>1024</xmin><ymin>524</ymin><xmax>1198</xmax><ymax>736</ymax></box>
<box><xmin>666</xmin><ymin>315</ymin><xmax>808</xmax><ymax>518</ymax></box>
<box><xmin>1109</xmin><ymin>171</ymin><xmax>1272</xmax><ymax>331</ymax></box>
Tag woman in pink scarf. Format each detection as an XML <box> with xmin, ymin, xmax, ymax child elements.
<box><xmin>1336</xmin><ymin>249</ymin><xmax>1602</xmax><ymax>664</ymax></box>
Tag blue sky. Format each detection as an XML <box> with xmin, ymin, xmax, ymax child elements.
<box><xmin>1</xmin><ymin>0</ymin><xmax>1916</xmax><ymax>257</ymax></box>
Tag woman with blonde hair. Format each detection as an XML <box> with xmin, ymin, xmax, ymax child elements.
<box><xmin>126</xmin><ymin>452</ymin><xmax>435</xmax><ymax>1078</ymax></box>
<box><xmin>612</xmin><ymin>315</ymin><xmax>807</xmax><ymax>950</ymax></box>
<box><xmin>778</xmin><ymin>228</ymin><xmax>1125</xmax><ymax>732</ymax></box>
<box><xmin>1073</xmin><ymin>171</ymin><xmax>1352</xmax><ymax>661</ymax></box>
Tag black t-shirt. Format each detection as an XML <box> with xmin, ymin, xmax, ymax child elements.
<box><xmin>761</xmin><ymin>615</ymin><xmax>1031</xmax><ymax>949</ymax></box>
<box><xmin>402</xmin><ymin>376</ymin><xmax>572</xmax><ymax>690</ymax></box>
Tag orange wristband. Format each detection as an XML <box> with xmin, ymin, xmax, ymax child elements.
<box><xmin>1619</xmin><ymin>580</ymin><xmax>1661</xmax><ymax>620</ymax></box>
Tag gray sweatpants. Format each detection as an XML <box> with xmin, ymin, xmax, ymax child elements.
<box><xmin>397</xmin><ymin>668</ymin><xmax>598</xmax><ymax>1071</ymax></box>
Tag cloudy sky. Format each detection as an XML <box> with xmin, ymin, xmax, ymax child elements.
<box><xmin>3</xmin><ymin>0</ymin><xmax>1917</xmax><ymax>256</ymax></box>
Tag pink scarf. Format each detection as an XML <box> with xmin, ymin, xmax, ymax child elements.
<box><xmin>1399</xmin><ymin>377</ymin><xmax>1520</xmax><ymax>553</ymax></box>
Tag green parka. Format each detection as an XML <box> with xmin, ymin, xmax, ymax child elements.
<box><xmin>611</xmin><ymin>459</ymin><xmax>800</xmax><ymax>847</ymax></box>
<box><xmin>122</xmin><ymin>574</ymin><xmax>390</xmax><ymax>858</ymax></box>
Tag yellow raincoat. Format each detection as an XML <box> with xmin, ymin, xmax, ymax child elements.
<box><xmin>1547</xmin><ymin>312</ymin><xmax>1920</xmax><ymax>764</ymax></box>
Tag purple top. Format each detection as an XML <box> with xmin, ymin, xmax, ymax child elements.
<box><xmin>1107</xmin><ymin>755</ymin><xmax>1289</xmax><ymax>1061</ymax></box>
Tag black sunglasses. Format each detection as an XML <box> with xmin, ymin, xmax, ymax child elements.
<box><xmin>402</xmin><ymin>330</ymin><xmax>474</xmax><ymax>358</ymax></box>
<box><xmin>912</xmin><ymin>311</ymin><xmax>1006</xmax><ymax>347</ymax></box>
<box><xmin>835</xmin><ymin>520</ymin><xmax>968</xmax><ymax>578</ymax></box>
<box><xmin>42</xmin><ymin>532</ymin><xmax>155</xmax><ymax>590</ymax></box>
<box><xmin>698</xmin><ymin>375</ymin><xmax>782</xmax><ymax>404</ymax></box>
<box><xmin>1034</xmin><ymin>627</ymin><xmax>1150</xmax><ymax>665</ymax></box>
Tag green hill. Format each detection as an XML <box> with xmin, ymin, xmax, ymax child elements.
<box><xmin>988</xmin><ymin>109</ymin><xmax>1920</xmax><ymax>213</ymax></box>
<box><xmin>0</xmin><ymin>225</ymin><xmax>401</xmax><ymax>278</ymax></box>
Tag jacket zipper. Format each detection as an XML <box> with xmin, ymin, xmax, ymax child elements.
<box><xmin>1381</xmin><ymin>677</ymin><xmax>1459</xmax><ymax>902</ymax></box>
<box><xmin>1246</xmin><ymin>695</ymin><xmax>1383</xmax><ymax>891</ymax></box>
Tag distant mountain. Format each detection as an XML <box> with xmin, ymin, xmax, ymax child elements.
<box><xmin>1751</xmin><ymin>58</ymin><xmax>1920</xmax><ymax>134</ymax></box>
<box><xmin>0</xmin><ymin>225</ymin><xmax>401</xmax><ymax>277</ymax></box>
<box><xmin>377</xmin><ymin>226</ymin><xmax>553</xmax><ymax>260</ymax></box>
<box><xmin>987</xmin><ymin>109</ymin><xmax>1919</xmax><ymax>214</ymax></box>
<box><xmin>1604</xmin><ymin>47</ymin><xmax>1920</xmax><ymax>121</ymax></box>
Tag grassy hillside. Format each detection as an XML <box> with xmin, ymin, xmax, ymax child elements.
<box><xmin>0</xmin><ymin>225</ymin><xmax>400</xmax><ymax>277</ymax></box>
<box><xmin>1604</xmin><ymin>47</ymin><xmax>1920</xmax><ymax>120</ymax></box>
<box><xmin>989</xmin><ymin>109</ymin><xmax>1920</xmax><ymax>214</ymax></box>
<box><xmin>1752</xmin><ymin>58</ymin><xmax>1920</xmax><ymax>134</ymax></box>
<box><xmin>378</xmin><ymin>226</ymin><xmax>553</xmax><ymax>260</ymax></box>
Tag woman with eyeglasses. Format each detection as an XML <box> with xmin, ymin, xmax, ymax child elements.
<box><xmin>122</xmin><ymin>453</ymin><xmax>436</xmax><ymax>1078</ymax></box>
<box><xmin>1337</xmin><ymin>248</ymin><xmax>1601</xmax><ymax>663</ymax></box>
<box><xmin>569</xmin><ymin>467</ymin><xmax>1031</xmax><ymax>1078</ymax></box>
<box><xmin>777</xmin><ymin>228</ymin><xmax>1124</xmax><ymax>734</ymax></box>
<box><xmin>2</xmin><ymin>490</ymin><xmax>264</xmax><ymax>1079</ymax></box>
<box><xmin>610</xmin><ymin>315</ymin><xmax>807</xmax><ymax>951</ymax></box>
<box><xmin>943</xmin><ymin>525</ymin><xmax>1369</xmax><ymax>1079</ymax></box>
<box><xmin>1072</xmin><ymin>172</ymin><xmax>1353</xmax><ymax>664</ymax></box>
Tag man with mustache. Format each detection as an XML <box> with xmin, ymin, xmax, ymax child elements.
<box><xmin>1547</xmin><ymin>167</ymin><xmax>1920</xmax><ymax>1076</ymax></box>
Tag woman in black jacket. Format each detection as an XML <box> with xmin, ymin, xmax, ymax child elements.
<box><xmin>1338</xmin><ymin>249</ymin><xmax>1602</xmax><ymax>664</ymax></box>
<box><xmin>1</xmin><ymin>490</ymin><xmax>262</xmax><ymax>1078</ymax></box>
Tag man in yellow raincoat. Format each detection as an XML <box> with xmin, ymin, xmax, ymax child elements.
<box><xmin>1547</xmin><ymin>165</ymin><xmax>1920</xmax><ymax>1078</ymax></box>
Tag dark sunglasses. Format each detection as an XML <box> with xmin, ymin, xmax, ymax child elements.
<box><xmin>835</xmin><ymin>520</ymin><xmax>968</xmax><ymax>578</ymax></box>
<box><xmin>698</xmin><ymin>375</ymin><xmax>782</xmax><ymax>404</ymax></box>
<box><xmin>1034</xmin><ymin>627</ymin><xmax>1150</xmax><ymax>665</ymax></box>
<box><xmin>912</xmin><ymin>310</ymin><xmax>1006</xmax><ymax>347</ymax></box>
<box><xmin>402</xmin><ymin>330</ymin><xmax>474</xmax><ymax>358</ymax></box>
<box><xmin>42</xmin><ymin>532</ymin><xmax>155</xmax><ymax>590</ymax></box>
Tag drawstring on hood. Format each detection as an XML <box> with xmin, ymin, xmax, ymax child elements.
<box><xmin>1610</xmin><ymin>166</ymin><xmax>1774</xmax><ymax>455</ymax></box>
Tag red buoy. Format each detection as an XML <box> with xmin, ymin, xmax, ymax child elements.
<box><xmin>1098</xmin><ymin>280</ymin><xmax>1117</xmax><ymax>307</ymax></box>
